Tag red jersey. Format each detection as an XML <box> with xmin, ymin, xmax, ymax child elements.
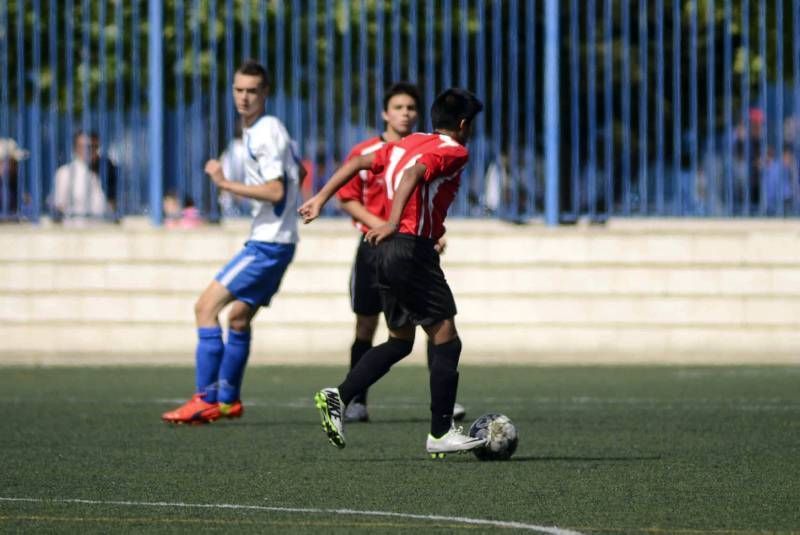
<box><xmin>336</xmin><ymin>136</ymin><xmax>388</xmax><ymax>233</ymax></box>
<box><xmin>370</xmin><ymin>132</ymin><xmax>468</xmax><ymax>240</ymax></box>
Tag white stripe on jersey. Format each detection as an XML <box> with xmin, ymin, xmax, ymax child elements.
<box><xmin>392</xmin><ymin>155</ymin><xmax>423</xmax><ymax>194</ymax></box>
<box><xmin>419</xmin><ymin>174</ymin><xmax>452</xmax><ymax>238</ymax></box>
<box><xmin>384</xmin><ymin>147</ymin><xmax>406</xmax><ymax>200</ymax></box>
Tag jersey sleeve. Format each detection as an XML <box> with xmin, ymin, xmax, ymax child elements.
<box><xmin>254</xmin><ymin>118</ymin><xmax>291</xmax><ymax>181</ymax></box>
<box><xmin>336</xmin><ymin>146</ymin><xmax>365</xmax><ymax>202</ymax></box>
<box><xmin>418</xmin><ymin>146</ymin><xmax>469</xmax><ymax>182</ymax></box>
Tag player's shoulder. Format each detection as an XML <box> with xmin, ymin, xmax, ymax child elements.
<box><xmin>350</xmin><ymin>136</ymin><xmax>385</xmax><ymax>156</ymax></box>
<box><xmin>402</xmin><ymin>132</ymin><xmax>467</xmax><ymax>156</ymax></box>
<box><xmin>247</xmin><ymin>114</ymin><xmax>289</xmax><ymax>139</ymax></box>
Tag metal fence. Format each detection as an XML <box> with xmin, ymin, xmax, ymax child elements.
<box><xmin>0</xmin><ymin>0</ymin><xmax>798</xmax><ymax>224</ymax></box>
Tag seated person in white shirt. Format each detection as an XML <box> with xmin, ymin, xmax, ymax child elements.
<box><xmin>52</xmin><ymin>131</ymin><xmax>117</xmax><ymax>222</ymax></box>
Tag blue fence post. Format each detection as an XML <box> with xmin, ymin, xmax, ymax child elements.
<box><xmin>621</xmin><ymin>0</ymin><xmax>631</xmax><ymax>215</ymax></box>
<box><xmin>148</xmin><ymin>0</ymin><xmax>164</xmax><ymax>226</ymax></box>
<box><xmin>570</xmin><ymin>0</ymin><xmax>579</xmax><ymax>217</ymax></box>
<box><xmin>672</xmin><ymin>0</ymin><xmax>682</xmax><ymax>215</ymax></box>
<box><xmin>795</xmin><ymin>0</ymin><xmax>800</xmax><ymax>214</ymax></box>
<box><xmin>544</xmin><ymin>0</ymin><xmax>559</xmax><ymax>226</ymax></box>
<box><xmin>638</xmin><ymin>0</ymin><xmax>648</xmax><ymax>215</ymax></box>
<box><xmin>723</xmin><ymin>0</ymin><xmax>733</xmax><ymax>215</ymax></box>
<box><xmin>30</xmin><ymin>0</ymin><xmax>41</xmax><ymax>221</ymax></box>
<box><xmin>588</xmin><ymin>0</ymin><xmax>598</xmax><ymax>219</ymax></box>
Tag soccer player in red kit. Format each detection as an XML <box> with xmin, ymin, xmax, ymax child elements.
<box><xmin>336</xmin><ymin>82</ymin><xmax>465</xmax><ymax>424</ymax></box>
<box><xmin>299</xmin><ymin>88</ymin><xmax>485</xmax><ymax>457</ymax></box>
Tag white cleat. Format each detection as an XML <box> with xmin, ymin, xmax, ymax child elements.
<box><xmin>314</xmin><ymin>388</ymin><xmax>346</xmax><ymax>449</ymax></box>
<box><xmin>344</xmin><ymin>401</ymin><xmax>369</xmax><ymax>423</ymax></box>
<box><xmin>426</xmin><ymin>425</ymin><xmax>487</xmax><ymax>459</ymax></box>
<box><xmin>452</xmin><ymin>402</ymin><xmax>466</xmax><ymax>421</ymax></box>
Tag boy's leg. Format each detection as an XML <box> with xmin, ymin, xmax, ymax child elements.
<box><xmin>338</xmin><ymin>324</ymin><xmax>415</xmax><ymax>407</ymax></box>
<box><xmin>422</xmin><ymin>318</ymin><xmax>485</xmax><ymax>456</ymax></box>
<box><xmin>194</xmin><ymin>281</ymin><xmax>236</xmax><ymax>402</ymax></box>
<box><xmin>162</xmin><ymin>281</ymin><xmax>233</xmax><ymax>423</ymax></box>
<box><xmin>426</xmin><ymin>337</ymin><xmax>466</xmax><ymax>421</ymax></box>
<box><xmin>423</xmin><ymin>318</ymin><xmax>461</xmax><ymax>438</ymax></box>
<box><xmin>314</xmin><ymin>324</ymin><xmax>414</xmax><ymax>449</ymax></box>
<box><xmin>346</xmin><ymin>239</ymin><xmax>383</xmax><ymax>414</ymax></box>
<box><xmin>349</xmin><ymin>314</ymin><xmax>379</xmax><ymax>405</ymax></box>
<box><xmin>217</xmin><ymin>301</ymin><xmax>259</xmax><ymax>407</ymax></box>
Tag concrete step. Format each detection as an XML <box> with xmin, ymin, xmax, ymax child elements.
<box><xmin>1</xmin><ymin>321</ymin><xmax>798</xmax><ymax>362</ymax></box>
<box><xmin>1</xmin><ymin>259</ymin><xmax>799</xmax><ymax>296</ymax></box>
<box><xmin>3</xmin><ymin>219</ymin><xmax>800</xmax><ymax>265</ymax></box>
<box><xmin>2</xmin><ymin>290</ymin><xmax>799</xmax><ymax>327</ymax></box>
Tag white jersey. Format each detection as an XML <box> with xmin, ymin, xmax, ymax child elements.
<box><xmin>242</xmin><ymin>115</ymin><xmax>301</xmax><ymax>243</ymax></box>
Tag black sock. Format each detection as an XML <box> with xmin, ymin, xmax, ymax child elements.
<box><xmin>338</xmin><ymin>337</ymin><xmax>414</xmax><ymax>406</ymax></box>
<box><xmin>429</xmin><ymin>337</ymin><xmax>462</xmax><ymax>438</ymax></box>
<box><xmin>349</xmin><ymin>339</ymin><xmax>373</xmax><ymax>405</ymax></box>
<box><xmin>426</xmin><ymin>339</ymin><xmax>435</xmax><ymax>370</ymax></box>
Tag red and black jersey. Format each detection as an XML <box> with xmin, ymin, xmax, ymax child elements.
<box><xmin>336</xmin><ymin>136</ymin><xmax>388</xmax><ymax>233</ymax></box>
<box><xmin>370</xmin><ymin>132</ymin><xmax>468</xmax><ymax>240</ymax></box>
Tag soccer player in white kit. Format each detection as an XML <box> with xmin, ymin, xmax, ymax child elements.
<box><xmin>162</xmin><ymin>60</ymin><xmax>303</xmax><ymax>424</ymax></box>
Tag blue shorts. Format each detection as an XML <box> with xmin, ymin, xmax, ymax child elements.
<box><xmin>215</xmin><ymin>241</ymin><xmax>296</xmax><ymax>308</ymax></box>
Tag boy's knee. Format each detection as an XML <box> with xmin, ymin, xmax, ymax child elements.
<box><xmin>355</xmin><ymin>315</ymin><xmax>379</xmax><ymax>341</ymax></box>
<box><xmin>387</xmin><ymin>336</ymin><xmax>414</xmax><ymax>357</ymax></box>
<box><xmin>429</xmin><ymin>337</ymin><xmax>462</xmax><ymax>372</ymax></box>
<box><xmin>228</xmin><ymin>302</ymin><xmax>254</xmax><ymax>332</ymax></box>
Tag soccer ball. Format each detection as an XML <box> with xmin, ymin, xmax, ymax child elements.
<box><xmin>468</xmin><ymin>413</ymin><xmax>518</xmax><ymax>461</ymax></box>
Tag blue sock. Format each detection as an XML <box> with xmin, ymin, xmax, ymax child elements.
<box><xmin>195</xmin><ymin>327</ymin><xmax>224</xmax><ymax>402</ymax></box>
<box><xmin>218</xmin><ymin>329</ymin><xmax>251</xmax><ymax>403</ymax></box>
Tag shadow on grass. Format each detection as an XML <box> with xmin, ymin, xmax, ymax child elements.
<box><xmin>336</xmin><ymin>454</ymin><xmax>662</xmax><ymax>463</ymax></box>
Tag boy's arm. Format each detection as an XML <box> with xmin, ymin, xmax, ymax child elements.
<box><xmin>298</xmin><ymin>153</ymin><xmax>376</xmax><ymax>223</ymax></box>
<box><xmin>340</xmin><ymin>199</ymin><xmax>386</xmax><ymax>230</ymax></box>
<box><xmin>365</xmin><ymin>163</ymin><xmax>426</xmax><ymax>245</ymax></box>
<box><xmin>205</xmin><ymin>159</ymin><xmax>285</xmax><ymax>203</ymax></box>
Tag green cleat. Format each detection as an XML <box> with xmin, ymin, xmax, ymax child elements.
<box><xmin>314</xmin><ymin>388</ymin><xmax>346</xmax><ymax>449</ymax></box>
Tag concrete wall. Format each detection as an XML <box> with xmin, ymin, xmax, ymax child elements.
<box><xmin>1</xmin><ymin>218</ymin><xmax>799</xmax><ymax>365</ymax></box>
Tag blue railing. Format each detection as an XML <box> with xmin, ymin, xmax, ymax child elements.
<box><xmin>0</xmin><ymin>1</ymin><xmax>798</xmax><ymax>224</ymax></box>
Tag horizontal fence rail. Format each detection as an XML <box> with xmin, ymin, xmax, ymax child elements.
<box><xmin>0</xmin><ymin>0</ymin><xmax>798</xmax><ymax>224</ymax></box>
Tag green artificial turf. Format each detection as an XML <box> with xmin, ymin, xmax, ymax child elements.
<box><xmin>0</xmin><ymin>365</ymin><xmax>798</xmax><ymax>534</ymax></box>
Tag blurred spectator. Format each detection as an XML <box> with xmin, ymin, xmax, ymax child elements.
<box><xmin>733</xmin><ymin>108</ymin><xmax>766</xmax><ymax>213</ymax></box>
<box><xmin>762</xmin><ymin>144</ymin><xmax>799</xmax><ymax>216</ymax></box>
<box><xmin>164</xmin><ymin>192</ymin><xmax>204</xmax><ymax>229</ymax></box>
<box><xmin>51</xmin><ymin>131</ymin><xmax>118</xmax><ymax>224</ymax></box>
<box><xmin>0</xmin><ymin>138</ymin><xmax>30</xmax><ymax>221</ymax></box>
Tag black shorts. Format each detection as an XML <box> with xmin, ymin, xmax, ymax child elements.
<box><xmin>349</xmin><ymin>237</ymin><xmax>383</xmax><ymax>315</ymax></box>
<box><xmin>376</xmin><ymin>233</ymin><xmax>457</xmax><ymax>330</ymax></box>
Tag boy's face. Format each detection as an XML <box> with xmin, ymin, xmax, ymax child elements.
<box><xmin>233</xmin><ymin>73</ymin><xmax>268</xmax><ymax>123</ymax></box>
<box><xmin>74</xmin><ymin>134</ymin><xmax>100</xmax><ymax>164</ymax></box>
<box><xmin>382</xmin><ymin>94</ymin><xmax>418</xmax><ymax>137</ymax></box>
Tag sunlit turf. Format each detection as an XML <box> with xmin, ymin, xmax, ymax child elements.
<box><xmin>1</xmin><ymin>365</ymin><xmax>798</xmax><ymax>534</ymax></box>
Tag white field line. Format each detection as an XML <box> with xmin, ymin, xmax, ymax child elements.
<box><xmin>0</xmin><ymin>496</ymin><xmax>586</xmax><ymax>535</ymax></box>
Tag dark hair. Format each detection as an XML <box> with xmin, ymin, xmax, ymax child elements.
<box><xmin>382</xmin><ymin>82</ymin><xmax>421</xmax><ymax>111</ymax></box>
<box><xmin>236</xmin><ymin>59</ymin><xmax>270</xmax><ymax>88</ymax></box>
<box><xmin>430</xmin><ymin>88</ymin><xmax>484</xmax><ymax>131</ymax></box>
<box><xmin>72</xmin><ymin>130</ymin><xmax>99</xmax><ymax>146</ymax></box>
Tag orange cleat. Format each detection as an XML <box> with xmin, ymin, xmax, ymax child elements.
<box><xmin>161</xmin><ymin>393</ymin><xmax>219</xmax><ymax>424</ymax></box>
<box><xmin>207</xmin><ymin>400</ymin><xmax>244</xmax><ymax>421</ymax></box>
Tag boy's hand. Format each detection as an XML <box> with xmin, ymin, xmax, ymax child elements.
<box><xmin>434</xmin><ymin>236</ymin><xmax>448</xmax><ymax>255</ymax></box>
<box><xmin>298</xmin><ymin>196</ymin><xmax>324</xmax><ymax>224</ymax></box>
<box><xmin>365</xmin><ymin>222</ymin><xmax>397</xmax><ymax>245</ymax></box>
<box><xmin>204</xmin><ymin>159</ymin><xmax>226</xmax><ymax>188</ymax></box>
